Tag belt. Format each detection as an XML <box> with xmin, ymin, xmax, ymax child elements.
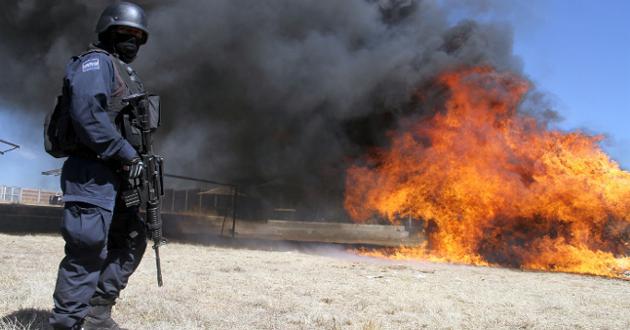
<box><xmin>69</xmin><ymin>148</ymin><xmax>121</xmax><ymax>169</ymax></box>
<box><xmin>71</xmin><ymin>148</ymin><xmax>100</xmax><ymax>160</ymax></box>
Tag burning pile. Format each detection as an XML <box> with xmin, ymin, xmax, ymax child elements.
<box><xmin>345</xmin><ymin>67</ymin><xmax>630</xmax><ymax>278</ymax></box>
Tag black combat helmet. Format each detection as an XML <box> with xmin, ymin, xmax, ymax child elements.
<box><xmin>95</xmin><ymin>2</ymin><xmax>149</xmax><ymax>44</ymax></box>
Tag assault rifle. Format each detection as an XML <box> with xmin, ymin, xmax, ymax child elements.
<box><xmin>122</xmin><ymin>92</ymin><xmax>166</xmax><ymax>287</ymax></box>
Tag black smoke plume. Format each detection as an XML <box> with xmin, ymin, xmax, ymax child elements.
<box><xmin>0</xmin><ymin>0</ymin><xmax>523</xmax><ymax>219</ymax></box>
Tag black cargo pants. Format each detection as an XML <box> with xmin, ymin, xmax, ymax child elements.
<box><xmin>49</xmin><ymin>199</ymin><xmax>147</xmax><ymax>329</ymax></box>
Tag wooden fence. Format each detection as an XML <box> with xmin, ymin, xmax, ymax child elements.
<box><xmin>0</xmin><ymin>185</ymin><xmax>62</xmax><ymax>206</ymax></box>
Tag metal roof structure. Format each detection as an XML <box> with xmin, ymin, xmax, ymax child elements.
<box><xmin>41</xmin><ymin>168</ymin><xmax>62</xmax><ymax>176</ymax></box>
<box><xmin>0</xmin><ymin>139</ymin><xmax>19</xmax><ymax>155</ymax></box>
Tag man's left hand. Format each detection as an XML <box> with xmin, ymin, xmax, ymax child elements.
<box><xmin>123</xmin><ymin>157</ymin><xmax>144</xmax><ymax>179</ymax></box>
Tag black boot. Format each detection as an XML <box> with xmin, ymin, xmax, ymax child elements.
<box><xmin>83</xmin><ymin>296</ymin><xmax>126</xmax><ymax>330</ymax></box>
<box><xmin>51</xmin><ymin>319</ymin><xmax>84</xmax><ymax>330</ymax></box>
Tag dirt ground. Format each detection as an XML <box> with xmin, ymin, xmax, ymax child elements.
<box><xmin>1</xmin><ymin>233</ymin><xmax>629</xmax><ymax>330</ymax></box>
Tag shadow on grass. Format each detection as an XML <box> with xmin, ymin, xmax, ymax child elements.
<box><xmin>1</xmin><ymin>309</ymin><xmax>50</xmax><ymax>330</ymax></box>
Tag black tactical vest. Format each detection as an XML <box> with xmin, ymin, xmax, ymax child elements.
<box><xmin>79</xmin><ymin>46</ymin><xmax>145</xmax><ymax>151</ymax></box>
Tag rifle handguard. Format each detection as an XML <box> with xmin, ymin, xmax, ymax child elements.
<box><xmin>146</xmin><ymin>202</ymin><xmax>163</xmax><ymax>242</ymax></box>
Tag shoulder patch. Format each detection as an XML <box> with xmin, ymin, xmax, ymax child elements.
<box><xmin>82</xmin><ymin>58</ymin><xmax>100</xmax><ymax>72</ymax></box>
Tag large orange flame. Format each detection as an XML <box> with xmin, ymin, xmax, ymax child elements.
<box><xmin>345</xmin><ymin>67</ymin><xmax>630</xmax><ymax>278</ymax></box>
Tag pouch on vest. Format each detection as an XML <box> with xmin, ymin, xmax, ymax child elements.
<box><xmin>148</xmin><ymin>94</ymin><xmax>160</xmax><ymax>130</ymax></box>
<box><xmin>44</xmin><ymin>92</ymin><xmax>79</xmax><ymax>158</ymax></box>
<box><xmin>118</xmin><ymin>94</ymin><xmax>160</xmax><ymax>149</ymax></box>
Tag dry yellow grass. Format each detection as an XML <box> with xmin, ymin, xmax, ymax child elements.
<box><xmin>1</xmin><ymin>233</ymin><xmax>629</xmax><ymax>329</ymax></box>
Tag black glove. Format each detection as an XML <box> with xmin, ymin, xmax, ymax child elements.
<box><xmin>123</xmin><ymin>157</ymin><xmax>144</xmax><ymax>180</ymax></box>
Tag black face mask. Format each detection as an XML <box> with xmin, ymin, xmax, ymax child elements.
<box><xmin>114</xmin><ymin>34</ymin><xmax>140</xmax><ymax>63</ymax></box>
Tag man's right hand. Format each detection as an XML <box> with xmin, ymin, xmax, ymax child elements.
<box><xmin>123</xmin><ymin>157</ymin><xmax>144</xmax><ymax>179</ymax></box>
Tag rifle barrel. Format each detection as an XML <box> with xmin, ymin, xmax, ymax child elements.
<box><xmin>154</xmin><ymin>245</ymin><xmax>163</xmax><ymax>287</ymax></box>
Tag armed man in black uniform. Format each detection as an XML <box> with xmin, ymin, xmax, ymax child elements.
<box><xmin>49</xmin><ymin>3</ymin><xmax>153</xmax><ymax>329</ymax></box>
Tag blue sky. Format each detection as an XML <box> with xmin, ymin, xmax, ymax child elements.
<box><xmin>1</xmin><ymin>0</ymin><xmax>628</xmax><ymax>190</ymax></box>
<box><xmin>0</xmin><ymin>106</ymin><xmax>64</xmax><ymax>190</ymax></box>
<box><xmin>507</xmin><ymin>0</ymin><xmax>630</xmax><ymax>169</ymax></box>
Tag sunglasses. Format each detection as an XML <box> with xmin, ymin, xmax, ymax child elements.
<box><xmin>114</xmin><ymin>26</ymin><xmax>145</xmax><ymax>41</ymax></box>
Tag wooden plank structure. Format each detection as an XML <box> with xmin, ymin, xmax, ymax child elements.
<box><xmin>0</xmin><ymin>204</ymin><xmax>424</xmax><ymax>247</ymax></box>
<box><xmin>166</xmin><ymin>213</ymin><xmax>423</xmax><ymax>247</ymax></box>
